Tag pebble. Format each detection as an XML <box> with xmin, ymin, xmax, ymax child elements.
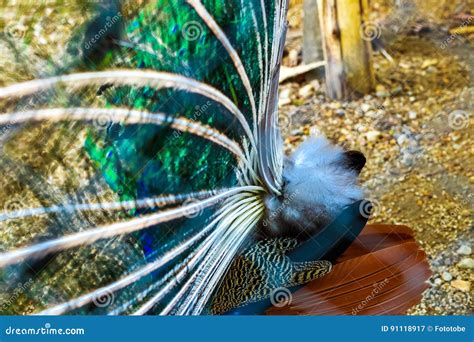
<box><xmin>408</xmin><ymin>111</ymin><xmax>417</xmax><ymax>119</ymax></box>
<box><xmin>376</xmin><ymin>84</ymin><xmax>390</xmax><ymax>98</ymax></box>
<box><xmin>298</xmin><ymin>84</ymin><xmax>314</xmax><ymax>99</ymax></box>
<box><xmin>361</xmin><ymin>103</ymin><xmax>371</xmax><ymax>113</ymax></box>
<box><xmin>441</xmin><ymin>271</ymin><xmax>453</xmax><ymax>281</ymax></box>
<box><xmin>391</xmin><ymin>86</ymin><xmax>403</xmax><ymax>96</ymax></box>
<box><xmin>288</xmin><ymin>49</ymin><xmax>299</xmax><ymax>67</ymax></box>
<box><xmin>458</xmin><ymin>258</ymin><xmax>474</xmax><ymax>269</ymax></box>
<box><xmin>279</xmin><ymin>88</ymin><xmax>293</xmax><ymax>106</ymax></box>
<box><xmin>310</xmin><ymin>80</ymin><xmax>321</xmax><ymax>91</ymax></box>
<box><xmin>421</xmin><ymin>58</ymin><xmax>438</xmax><ymax>69</ymax></box>
<box><xmin>396</xmin><ymin>134</ymin><xmax>409</xmax><ymax>146</ymax></box>
<box><xmin>457</xmin><ymin>245</ymin><xmax>471</xmax><ymax>255</ymax></box>
<box><xmin>365</xmin><ymin>130</ymin><xmax>381</xmax><ymax>142</ymax></box>
<box><xmin>450</xmin><ymin>279</ymin><xmax>471</xmax><ymax>292</ymax></box>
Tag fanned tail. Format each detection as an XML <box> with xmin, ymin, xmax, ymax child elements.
<box><xmin>266</xmin><ymin>224</ymin><xmax>431</xmax><ymax>315</ymax></box>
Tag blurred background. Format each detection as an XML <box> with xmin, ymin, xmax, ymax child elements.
<box><xmin>279</xmin><ymin>0</ymin><xmax>473</xmax><ymax>315</ymax></box>
<box><xmin>0</xmin><ymin>0</ymin><xmax>472</xmax><ymax>315</ymax></box>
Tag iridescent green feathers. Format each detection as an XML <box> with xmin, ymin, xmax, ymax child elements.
<box><xmin>83</xmin><ymin>0</ymin><xmax>279</xmax><ymax>200</ymax></box>
<box><xmin>0</xmin><ymin>0</ymin><xmax>289</xmax><ymax>315</ymax></box>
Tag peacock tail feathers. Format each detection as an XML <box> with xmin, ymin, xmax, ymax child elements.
<box><xmin>0</xmin><ymin>0</ymin><xmax>289</xmax><ymax>315</ymax></box>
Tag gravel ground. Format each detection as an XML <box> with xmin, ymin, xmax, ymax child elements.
<box><xmin>280</xmin><ymin>2</ymin><xmax>473</xmax><ymax>315</ymax></box>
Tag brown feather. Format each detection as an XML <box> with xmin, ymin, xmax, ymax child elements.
<box><xmin>266</xmin><ymin>224</ymin><xmax>431</xmax><ymax>315</ymax></box>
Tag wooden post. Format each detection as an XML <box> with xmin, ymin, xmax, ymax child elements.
<box><xmin>303</xmin><ymin>0</ymin><xmax>323</xmax><ymax>64</ymax></box>
<box><xmin>317</xmin><ymin>0</ymin><xmax>375</xmax><ymax>99</ymax></box>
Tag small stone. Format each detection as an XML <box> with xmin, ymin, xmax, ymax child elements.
<box><xmin>442</xmin><ymin>271</ymin><xmax>453</xmax><ymax>281</ymax></box>
<box><xmin>408</xmin><ymin>111</ymin><xmax>417</xmax><ymax>119</ymax></box>
<box><xmin>391</xmin><ymin>86</ymin><xmax>403</xmax><ymax>96</ymax></box>
<box><xmin>457</xmin><ymin>245</ymin><xmax>471</xmax><ymax>255</ymax></box>
<box><xmin>298</xmin><ymin>84</ymin><xmax>314</xmax><ymax>99</ymax></box>
<box><xmin>450</xmin><ymin>279</ymin><xmax>470</xmax><ymax>292</ymax></box>
<box><xmin>335</xmin><ymin>109</ymin><xmax>345</xmax><ymax>116</ymax></box>
<box><xmin>365</xmin><ymin>130</ymin><xmax>381</xmax><ymax>142</ymax></box>
<box><xmin>279</xmin><ymin>88</ymin><xmax>293</xmax><ymax>106</ymax></box>
<box><xmin>421</xmin><ymin>58</ymin><xmax>438</xmax><ymax>69</ymax></box>
<box><xmin>288</xmin><ymin>49</ymin><xmax>299</xmax><ymax>67</ymax></box>
<box><xmin>434</xmin><ymin>278</ymin><xmax>442</xmax><ymax>286</ymax></box>
<box><xmin>458</xmin><ymin>258</ymin><xmax>474</xmax><ymax>269</ymax></box>
<box><xmin>361</xmin><ymin>103</ymin><xmax>371</xmax><ymax>113</ymax></box>
<box><xmin>397</xmin><ymin>134</ymin><xmax>409</xmax><ymax>146</ymax></box>
<box><xmin>376</xmin><ymin>84</ymin><xmax>389</xmax><ymax>98</ymax></box>
<box><xmin>310</xmin><ymin>80</ymin><xmax>321</xmax><ymax>91</ymax></box>
<box><xmin>280</xmin><ymin>88</ymin><xmax>293</xmax><ymax>99</ymax></box>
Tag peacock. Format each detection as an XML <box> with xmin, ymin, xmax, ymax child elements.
<box><xmin>0</xmin><ymin>0</ymin><xmax>430</xmax><ymax>316</ymax></box>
